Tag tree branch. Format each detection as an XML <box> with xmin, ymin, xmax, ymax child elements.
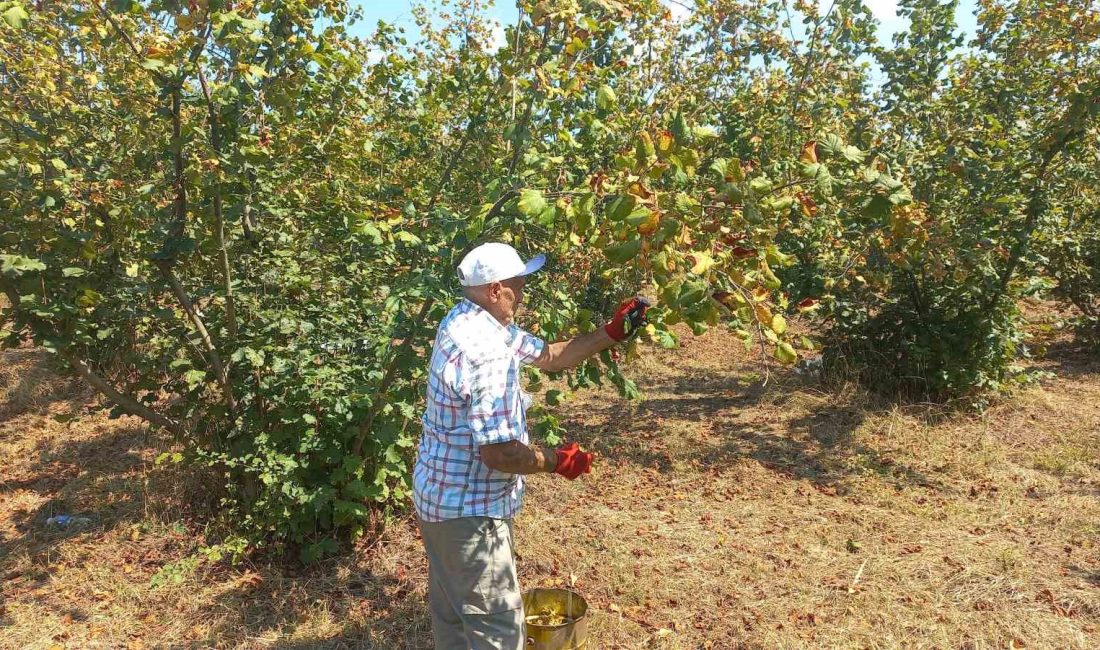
<box><xmin>61</xmin><ymin>350</ymin><xmax>185</xmax><ymax>437</ymax></box>
<box><xmin>169</xmin><ymin>85</ymin><xmax>188</xmax><ymax>241</ymax></box>
<box><xmin>1</xmin><ymin>282</ymin><xmax>184</xmax><ymax>437</ymax></box>
<box><xmin>156</xmin><ymin>261</ymin><xmax>238</xmax><ymax>418</ymax></box>
<box><xmin>198</xmin><ymin>67</ymin><xmax>239</xmax><ymax>340</ymax></box>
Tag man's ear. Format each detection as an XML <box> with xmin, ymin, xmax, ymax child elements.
<box><xmin>487</xmin><ymin>281</ymin><xmax>502</xmax><ymax>303</ymax></box>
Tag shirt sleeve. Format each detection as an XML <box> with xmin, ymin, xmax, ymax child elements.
<box><xmin>466</xmin><ymin>354</ymin><xmax>524</xmax><ymax>447</ymax></box>
<box><xmin>508</xmin><ymin>324</ymin><xmax>546</xmax><ymax>366</ymax></box>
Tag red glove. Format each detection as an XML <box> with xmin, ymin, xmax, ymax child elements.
<box><xmin>554</xmin><ymin>442</ymin><xmax>593</xmax><ymax>480</ymax></box>
<box><xmin>603</xmin><ymin>296</ymin><xmax>650</xmax><ymax>342</ymax></box>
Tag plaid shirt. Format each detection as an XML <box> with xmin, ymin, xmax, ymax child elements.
<box><xmin>413</xmin><ymin>299</ymin><xmax>546</xmax><ymax>522</ymax></box>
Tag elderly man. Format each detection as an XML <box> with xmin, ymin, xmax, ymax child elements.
<box><xmin>413</xmin><ymin>242</ymin><xmax>648</xmax><ymax>650</ymax></box>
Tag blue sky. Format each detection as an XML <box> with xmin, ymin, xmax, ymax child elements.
<box><xmin>347</xmin><ymin>0</ymin><xmax>979</xmax><ymax>44</ymax></box>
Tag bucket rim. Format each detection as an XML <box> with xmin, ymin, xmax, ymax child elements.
<box><xmin>521</xmin><ymin>587</ymin><xmax>588</xmax><ymax>629</ymax></box>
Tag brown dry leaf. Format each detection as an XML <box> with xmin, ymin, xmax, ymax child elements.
<box><xmin>627</xmin><ymin>182</ymin><xmax>654</xmax><ymax>203</ymax></box>
<box><xmin>800</xmin><ymin>140</ymin><xmax>818</xmax><ymax>164</ymax></box>
<box><xmin>237</xmin><ymin>571</ymin><xmax>264</xmax><ymax>587</ymax></box>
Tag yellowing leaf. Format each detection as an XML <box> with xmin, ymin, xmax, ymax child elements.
<box><xmin>775</xmin><ymin>342</ymin><xmax>798</xmax><ymax>364</ymax></box>
<box><xmin>517</xmin><ymin>189</ymin><xmax>547</xmax><ymax>216</ymax></box>
<box><xmin>770</xmin><ymin>313</ymin><xmax>787</xmax><ymax>335</ymax></box>
<box><xmin>656</xmin><ymin>130</ymin><xmax>674</xmax><ymax>153</ymax></box>
<box><xmin>596</xmin><ymin>84</ymin><xmax>617</xmax><ymax>111</ymax></box>
<box><xmin>754</xmin><ymin>303</ymin><xmax>773</xmax><ymax>325</ymax></box>
<box><xmin>688</xmin><ymin>252</ymin><xmax>715</xmax><ymax>275</ymax></box>
<box><xmin>2</xmin><ymin>4</ymin><xmax>30</xmax><ymax>29</ymax></box>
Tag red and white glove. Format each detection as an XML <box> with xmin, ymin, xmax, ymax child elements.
<box><xmin>603</xmin><ymin>296</ymin><xmax>650</xmax><ymax>342</ymax></box>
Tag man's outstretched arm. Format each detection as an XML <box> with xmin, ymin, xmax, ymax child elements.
<box><xmin>532</xmin><ymin>327</ymin><xmax>615</xmax><ymax>373</ymax></box>
<box><xmin>531</xmin><ymin>296</ymin><xmax>649</xmax><ymax>373</ymax></box>
<box><xmin>480</xmin><ymin>440</ymin><xmax>593</xmax><ymax>479</ymax></box>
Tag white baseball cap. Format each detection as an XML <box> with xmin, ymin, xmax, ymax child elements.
<box><xmin>457</xmin><ymin>242</ymin><xmax>546</xmax><ymax>287</ymax></box>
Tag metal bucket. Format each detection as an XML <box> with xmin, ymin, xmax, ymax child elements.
<box><xmin>522</xmin><ymin>588</ymin><xmax>588</xmax><ymax>649</ymax></box>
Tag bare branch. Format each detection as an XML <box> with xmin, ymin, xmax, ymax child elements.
<box><xmin>156</xmin><ymin>261</ymin><xmax>238</xmax><ymax>418</ymax></box>
<box><xmin>198</xmin><ymin>67</ymin><xmax>239</xmax><ymax>340</ymax></box>
<box><xmin>169</xmin><ymin>85</ymin><xmax>188</xmax><ymax>241</ymax></box>
<box><xmin>1</xmin><ymin>282</ymin><xmax>184</xmax><ymax>436</ymax></box>
<box><xmin>60</xmin><ymin>350</ymin><xmax>185</xmax><ymax>437</ymax></box>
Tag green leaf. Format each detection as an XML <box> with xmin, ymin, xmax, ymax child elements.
<box><xmin>359</xmin><ymin>222</ymin><xmax>382</xmax><ymax>244</ymax></box>
<box><xmin>652</xmin><ymin>328</ymin><xmax>678</xmax><ymax>349</ymax></box>
<box><xmin>671</xmin><ymin>111</ymin><xmax>692</xmax><ymax>144</ymax></box>
<box><xmin>394</xmin><ymin>231</ymin><xmax>422</xmax><ymax>245</ymax></box>
<box><xmin>517</xmin><ymin>189</ymin><xmax>547</xmax><ymax>216</ymax></box>
<box><xmin>624</xmin><ymin>207</ymin><xmax>652</xmax><ymax>226</ymax></box>
<box><xmin>841</xmin><ymin>145</ymin><xmax>865</xmax><ymax>164</ymax></box>
<box><xmin>545</xmin><ymin>389</ymin><xmax>565</xmax><ymax>406</ymax></box>
<box><xmin>692</xmin><ymin>125</ymin><xmax>718</xmax><ymax>140</ymax></box>
<box><xmin>605</xmin><ymin>194</ymin><xmax>635</xmax><ymax>222</ymax></box>
<box><xmin>333</xmin><ymin>500</ymin><xmax>370</xmax><ymax>525</ymax></box>
<box><xmin>1</xmin><ymin>255</ymin><xmax>46</xmax><ymax>277</ymax></box>
<box><xmin>182</xmin><ymin>369</ymin><xmax>207</xmax><ymax>388</ymax></box>
<box><xmin>62</xmin><ymin>267</ymin><xmax>86</xmax><ymax>277</ymax></box>
<box><xmin>603</xmin><ymin>238</ymin><xmax>641</xmax><ymax>264</ymax></box>
<box><xmin>862</xmin><ymin>195</ymin><xmax>892</xmax><ymax>219</ymax></box>
<box><xmin>818</xmin><ymin>133</ymin><xmax>844</xmax><ymax>157</ymax></box>
<box><xmin>596</xmin><ymin>84</ymin><xmax>617</xmax><ymax>111</ymax></box>
<box><xmin>232</xmin><ymin>347</ymin><xmax>266</xmax><ymax>367</ymax></box>
<box><xmin>2</xmin><ymin>4</ymin><xmax>30</xmax><ymax>29</ymax></box>
<box><xmin>384</xmin><ymin>444</ymin><xmax>403</xmax><ymax>465</ymax></box>
<box><xmin>573</xmin><ymin>193</ymin><xmax>595</xmax><ymax>234</ymax></box>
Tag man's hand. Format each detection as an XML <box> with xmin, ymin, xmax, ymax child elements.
<box><xmin>603</xmin><ymin>296</ymin><xmax>650</xmax><ymax>342</ymax></box>
<box><xmin>553</xmin><ymin>442</ymin><xmax>594</xmax><ymax>480</ymax></box>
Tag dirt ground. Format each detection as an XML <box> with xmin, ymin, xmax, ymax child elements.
<box><xmin>2</xmin><ymin>319</ymin><xmax>1099</xmax><ymax>649</ymax></box>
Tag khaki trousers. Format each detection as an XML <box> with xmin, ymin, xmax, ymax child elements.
<box><xmin>417</xmin><ymin>516</ymin><xmax>525</xmax><ymax>650</ymax></box>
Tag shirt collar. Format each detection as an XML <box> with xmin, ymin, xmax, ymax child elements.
<box><xmin>461</xmin><ymin>298</ymin><xmax>513</xmax><ymax>343</ymax></box>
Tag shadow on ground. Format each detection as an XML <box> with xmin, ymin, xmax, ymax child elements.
<box><xmin>562</xmin><ymin>365</ymin><xmax>941</xmax><ymax>493</ymax></box>
<box><xmin>1034</xmin><ymin>338</ymin><xmax>1100</xmax><ymax>379</ymax></box>
<box><xmin>0</xmin><ymin>400</ymin><xmax>433</xmax><ymax>649</ymax></box>
<box><xmin>196</xmin><ymin>561</ymin><xmax>433</xmax><ymax>649</ymax></box>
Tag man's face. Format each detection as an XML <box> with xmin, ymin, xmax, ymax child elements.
<box><xmin>490</xmin><ymin>276</ymin><xmax>526</xmax><ymax>325</ymax></box>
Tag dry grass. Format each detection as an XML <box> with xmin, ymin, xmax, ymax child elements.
<box><xmin>1</xmin><ymin>323</ymin><xmax>1099</xmax><ymax>649</ymax></box>
<box><xmin>0</xmin><ymin>348</ymin><xmax>82</xmax><ymax>421</ymax></box>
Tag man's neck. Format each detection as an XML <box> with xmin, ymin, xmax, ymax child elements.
<box><xmin>465</xmin><ymin>297</ymin><xmax>511</xmax><ymax>327</ymax></box>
